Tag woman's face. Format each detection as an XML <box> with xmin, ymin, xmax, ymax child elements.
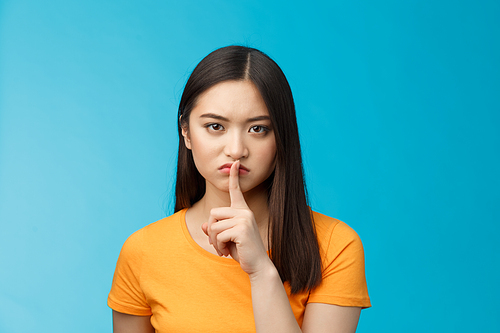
<box><xmin>182</xmin><ymin>80</ymin><xmax>277</xmax><ymax>195</ymax></box>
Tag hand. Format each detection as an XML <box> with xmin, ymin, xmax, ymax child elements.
<box><xmin>202</xmin><ymin>161</ymin><xmax>271</xmax><ymax>275</ymax></box>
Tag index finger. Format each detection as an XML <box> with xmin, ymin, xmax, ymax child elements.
<box><xmin>229</xmin><ymin>160</ymin><xmax>248</xmax><ymax>208</ymax></box>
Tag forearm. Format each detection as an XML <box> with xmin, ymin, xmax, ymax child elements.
<box><xmin>249</xmin><ymin>259</ymin><xmax>302</xmax><ymax>333</ymax></box>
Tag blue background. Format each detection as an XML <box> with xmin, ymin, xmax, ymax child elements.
<box><xmin>1</xmin><ymin>0</ymin><xmax>499</xmax><ymax>332</ymax></box>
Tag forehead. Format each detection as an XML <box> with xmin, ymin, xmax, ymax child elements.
<box><xmin>191</xmin><ymin>80</ymin><xmax>269</xmax><ymax>120</ymax></box>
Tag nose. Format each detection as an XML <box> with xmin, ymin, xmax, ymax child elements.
<box><xmin>224</xmin><ymin>131</ymin><xmax>249</xmax><ymax>160</ymax></box>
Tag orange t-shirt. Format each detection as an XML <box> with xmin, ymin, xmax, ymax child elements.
<box><xmin>108</xmin><ymin>209</ymin><xmax>370</xmax><ymax>331</ymax></box>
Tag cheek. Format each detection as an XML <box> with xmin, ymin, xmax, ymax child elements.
<box><xmin>189</xmin><ymin>136</ymin><xmax>220</xmax><ymax>165</ymax></box>
<box><xmin>256</xmin><ymin>140</ymin><xmax>277</xmax><ymax>168</ymax></box>
<box><xmin>263</xmin><ymin>137</ymin><xmax>277</xmax><ymax>158</ymax></box>
<box><xmin>188</xmin><ymin>129</ymin><xmax>207</xmax><ymax>153</ymax></box>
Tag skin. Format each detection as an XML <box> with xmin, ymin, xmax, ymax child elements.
<box><xmin>113</xmin><ymin>80</ymin><xmax>362</xmax><ymax>332</ymax></box>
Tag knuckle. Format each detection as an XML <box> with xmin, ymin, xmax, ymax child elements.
<box><xmin>238</xmin><ymin>223</ymin><xmax>251</xmax><ymax>234</ymax></box>
<box><xmin>242</xmin><ymin>210</ymin><xmax>253</xmax><ymax>220</ymax></box>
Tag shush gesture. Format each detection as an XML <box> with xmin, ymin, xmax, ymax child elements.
<box><xmin>202</xmin><ymin>160</ymin><xmax>271</xmax><ymax>276</ymax></box>
<box><xmin>110</xmin><ymin>47</ymin><xmax>369</xmax><ymax>332</ymax></box>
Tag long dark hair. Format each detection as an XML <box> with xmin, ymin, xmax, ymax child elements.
<box><xmin>175</xmin><ymin>46</ymin><xmax>321</xmax><ymax>293</ymax></box>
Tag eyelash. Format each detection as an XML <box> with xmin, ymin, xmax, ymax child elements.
<box><xmin>249</xmin><ymin>125</ymin><xmax>270</xmax><ymax>133</ymax></box>
<box><xmin>204</xmin><ymin>123</ymin><xmax>270</xmax><ymax>134</ymax></box>
<box><xmin>206</xmin><ymin>123</ymin><xmax>224</xmax><ymax>131</ymax></box>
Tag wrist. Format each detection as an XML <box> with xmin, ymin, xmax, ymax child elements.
<box><xmin>248</xmin><ymin>258</ymin><xmax>279</xmax><ymax>284</ymax></box>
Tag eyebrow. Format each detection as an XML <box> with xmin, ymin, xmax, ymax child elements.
<box><xmin>199</xmin><ymin>113</ymin><xmax>270</xmax><ymax>122</ymax></box>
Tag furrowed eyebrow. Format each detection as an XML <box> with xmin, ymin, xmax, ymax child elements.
<box><xmin>199</xmin><ymin>113</ymin><xmax>270</xmax><ymax>123</ymax></box>
<box><xmin>247</xmin><ymin>115</ymin><xmax>270</xmax><ymax>122</ymax></box>
<box><xmin>199</xmin><ymin>113</ymin><xmax>229</xmax><ymax>121</ymax></box>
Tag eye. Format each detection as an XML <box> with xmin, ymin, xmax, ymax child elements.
<box><xmin>206</xmin><ymin>123</ymin><xmax>224</xmax><ymax>131</ymax></box>
<box><xmin>249</xmin><ymin>125</ymin><xmax>269</xmax><ymax>134</ymax></box>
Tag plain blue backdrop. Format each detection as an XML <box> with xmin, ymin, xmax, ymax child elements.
<box><xmin>1</xmin><ymin>0</ymin><xmax>499</xmax><ymax>332</ymax></box>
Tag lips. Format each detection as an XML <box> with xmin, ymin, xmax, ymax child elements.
<box><xmin>219</xmin><ymin>163</ymin><xmax>250</xmax><ymax>172</ymax></box>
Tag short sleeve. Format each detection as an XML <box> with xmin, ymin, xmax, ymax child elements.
<box><xmin>107</xmin><ymin>230</ymin><xmax>153</xmax><ymax>316</ymax></box>
<box><xmin>308</xmin><ymin>221</ymin><xmax>371</xmax><ymax>308</ymax></box>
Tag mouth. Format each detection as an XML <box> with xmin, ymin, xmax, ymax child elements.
<box><xmin>219</xmin><ymin>163</ymin><xmax>250</xmax><ymax>174</ymax></box>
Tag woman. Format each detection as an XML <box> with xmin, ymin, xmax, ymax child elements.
<box><xmin>108</xmin><ymin>46</ymin><xmax>371</xmax><ymax>332</ymax></box>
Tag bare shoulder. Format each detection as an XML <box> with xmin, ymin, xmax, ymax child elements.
<box><xmin>112</xmin><ymin>310</ymin><xmax>155</xmax><ymax>333</ymax></box>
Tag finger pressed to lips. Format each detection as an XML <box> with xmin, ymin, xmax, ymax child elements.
<box><xmin>229</xmin><ymin>161</ymin><xmax>248</xmax><ymax>209</ymax></box>
<box><xmin>202</xmin><ymin>161</ymin><xmax>252</xmax><ymax>257</ymax></box>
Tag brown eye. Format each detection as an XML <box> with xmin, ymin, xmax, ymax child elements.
<box><xmin>249</xmin><ymin>125</ymin><xmax>268</xmax><ymax>133</ymax></box>
<box><xmin>208</xmin><ymin>123</ymin><xmax>224</xmax><ymax>131</ymax></box>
